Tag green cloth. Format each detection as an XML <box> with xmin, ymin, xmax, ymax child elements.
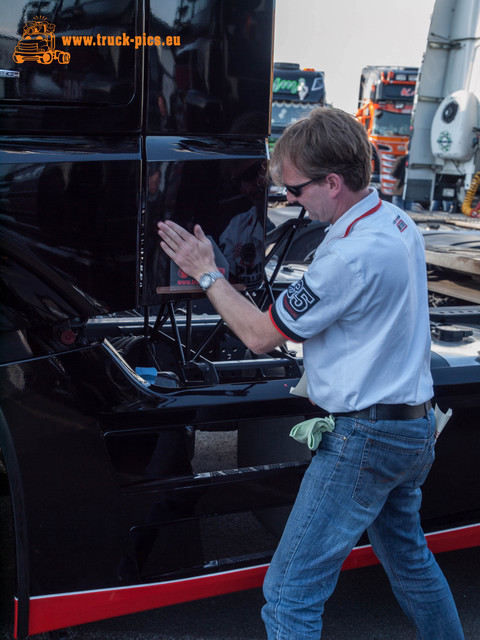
<box><xmin>289</xmin><ymin>416</ymin><xmax>336</xmax><ymax>451</ymax></box>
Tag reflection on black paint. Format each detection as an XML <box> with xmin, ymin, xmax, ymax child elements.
<box><xmin>148</xmin><ymin>0</ymin><xmax>272</xmax><ymax>134</ymax></box>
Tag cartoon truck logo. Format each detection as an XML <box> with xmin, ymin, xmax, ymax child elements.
<box><xmin>13</xmin><ymin>17</ymin><xmax>70</xmax><ymax>65</ymax></box>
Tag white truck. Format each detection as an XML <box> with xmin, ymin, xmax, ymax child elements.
<box><xmin>404</xmin><ymin>0</ymin><xmax>480</xmax><ymax>216</ymax></box>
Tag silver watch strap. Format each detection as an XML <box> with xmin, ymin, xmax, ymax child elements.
<box><xmin>200</xmin><ymin>270</ymin><xmax>224</xmax><ymax>290</ymax></box>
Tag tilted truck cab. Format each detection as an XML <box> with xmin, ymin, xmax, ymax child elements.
<box><xmin>356</xmin><ymin>65</ymin><xmax>418</xmax><ymax>199</ymax></box>
<box><xmin>0</xmin><ymin>1</ymin><xmax>479</xmax><ymax>638</ymax></box>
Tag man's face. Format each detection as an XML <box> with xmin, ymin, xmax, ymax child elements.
<box><xmin>281</xmin><ymin>160</ymin><xmax>334</xmax><ymax>224</ymax></box>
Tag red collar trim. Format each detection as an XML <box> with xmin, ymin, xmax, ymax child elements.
<box><xmin>341</xmin><ymin>200</ymin><xmax>382</xmax><ymax>238</ymax></box>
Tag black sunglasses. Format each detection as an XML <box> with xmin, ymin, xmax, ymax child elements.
<box><xmin>284</xmin><ymin>178</ymin><xmax>318</xmax><ymax>198</ymax></box>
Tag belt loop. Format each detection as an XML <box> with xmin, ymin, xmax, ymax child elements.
<box><xmin>369</xmin><ymin>405</ymin><xmax>376</xmax><ymax>423</ymax></box>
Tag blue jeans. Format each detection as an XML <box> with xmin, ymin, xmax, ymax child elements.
<box><xmin>262</xmin><ymin>410</ymin><xmax>464</xmax><ymax>639</ymax></box>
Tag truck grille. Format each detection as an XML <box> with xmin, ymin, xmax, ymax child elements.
<box><xmin>17</xmin><ymin>42</ymin><xmax>42</xmax><ymax>53</ymax></box>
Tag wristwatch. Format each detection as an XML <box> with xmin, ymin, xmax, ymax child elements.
<box><xmin>198</xmin><ymin>270</ymin><xmax>225</xmax><ymax>291</ymax></box>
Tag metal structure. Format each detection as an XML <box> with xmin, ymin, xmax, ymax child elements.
<box><xmin>405</xmin><ymin>0</ymin><xmax>480</xmax><ymax>213</ymax></box>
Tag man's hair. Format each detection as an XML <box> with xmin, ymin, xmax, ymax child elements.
<box><xmin>270</xmin><ymin>107</ymin><xmax>372</xmax><ymax>192</ymax></box>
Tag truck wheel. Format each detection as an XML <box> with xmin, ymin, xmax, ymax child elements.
<box><xmin>13</xmin><ymin>53</ymin><xmax>23</xmax><ymax>64</ymax></box>
<box><xmin>270</xmin><ymin>221</ymin><xmax>327</xmax><ymax>264</ymax></box>
<box><xmin>39</xmin><ymin>51</ymin><xmax>54</xmax><ymax>64</ymax></box>
<box><xmin>237</xmin><ymin>417</ymin><xmax>311</xmax><ymax>539</ymax></box>
<box><xmin>56</xmin><ymin>51</ymin><xmax>70</xmax><ymax>64</ymax></box>
<box><xmin>284</xmin><ymin>224</ymin><xmax>327</xmax><ymax>262</ymax></box>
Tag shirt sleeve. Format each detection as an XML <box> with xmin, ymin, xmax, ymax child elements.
<box><xmin>270</xmin><ymin>250</ymin><xmax>365</xmax><ymax>342</ymax></box>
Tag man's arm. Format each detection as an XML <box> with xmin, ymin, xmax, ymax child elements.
<box><xmin>157</xmin><ymin>220</ymin><xmax>286</xmax><ymax>354</ymax></box>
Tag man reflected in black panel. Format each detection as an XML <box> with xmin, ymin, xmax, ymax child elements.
<box><xmin>219</xmin><ymin>159</ymin><xmax>269</xmax><ymax>288</ymax></box>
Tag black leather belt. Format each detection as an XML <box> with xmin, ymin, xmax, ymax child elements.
<box><xmin>333</xmin><ymin>400</ymin><xmax>432</xmax><ymax>421</ymax></box>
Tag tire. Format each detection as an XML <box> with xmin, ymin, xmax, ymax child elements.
<box><xmin>56</xmin><ymin>51</ymin><xmax>71</xmax><ymax>64</ymax></box>
<box><xmin>39</xmin><ymin>51</ymin><xmax>54</xmax><ymax>64</ymax></box>
<box><xmin>272</xmin><ymin>222</ymin><xmax>327</xmax><ymax>264</ymax></box>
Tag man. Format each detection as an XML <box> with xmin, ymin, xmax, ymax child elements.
<box><xmin>157</xmin><ymin>108</ymin><xmax>464</xmax><ymax>639</ymax></box>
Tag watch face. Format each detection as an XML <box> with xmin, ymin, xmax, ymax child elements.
<box><xmin>199</xmin><ymin>273</ymin><xmax>212</xmax><ymax>289</ymax></box>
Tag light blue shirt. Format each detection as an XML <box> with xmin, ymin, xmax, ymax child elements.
<box><xmin>271</xmin><ymin>189</ymin><xmax>433</xmax><ymax>413</ymax></box>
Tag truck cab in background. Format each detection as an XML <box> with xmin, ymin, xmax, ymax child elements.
<box><xmin>269</xmin><ymin>62</ymin><xmax>326</xmax><ymax>199</ymax></box>
<box><xmin>270</xmin><ymin>62</ymin><xmax>326</xmax><ymax>149</ymax></box>
<box><xmin>356</xmin><ymin>65</ymin><xmax>418</xmax><ymax>199</ymax></box>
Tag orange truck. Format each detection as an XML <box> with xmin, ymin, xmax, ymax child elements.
<box><xmin>13</xmin><ymin>18</ymin><xmax>70</xmax><ymax>65</ymax></box>
<box><xmin>356</xmin><ymin>66</ymin><xmax>418</xmax><ymax>199</ymax></box>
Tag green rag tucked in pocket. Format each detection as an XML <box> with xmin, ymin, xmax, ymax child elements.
<box><xmin>289</xmin><ymin>416</ymin><xmax>336</xmax><ymax>451</ymax></box>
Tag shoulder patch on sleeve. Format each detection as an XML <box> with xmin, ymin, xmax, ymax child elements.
<box><xmin>393</xmin><ymin>214</ymin><xmax>408</xmax><ymax>233</ymax></box>
<box><xmin>283</xmin><ymin>277</ymin><xmax>320</xmax><ymax>320</ymax></box>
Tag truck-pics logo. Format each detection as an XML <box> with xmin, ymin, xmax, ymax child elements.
<box><xmin>13</xmin><ymin>16</ymin><xmax>70</xmax><ymax>65</ymax></box>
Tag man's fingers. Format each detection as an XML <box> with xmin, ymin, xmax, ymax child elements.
<box><xmin>158</xmin><ymin>222</ymin><xmax>201</xmax><ymax>258</ymax></box>
<box><xmin>158</xmin><ymin>220</ymin><xmax>191</xmax><ymax>242</ymax></box>
<box><xmin>167</xmin><ymin>222</ymin><xmax>191</xmax><ymax>243</ymax></box>
<box><xmin>157</xmin><ymin>221</ymin><xmax>181</xmax><ymax>245</ymax></box>
<box><xmin>158</xmin><ymin>220</ymin><xmax>208</xmax><ymax>245</ymax></box>
<box><xmin>194</xmin><ymin>224</ymin><xmax>207</xmax><ymax>242</ymax></box>
<box><xmin>158</xmin><ymin>222</ymin><xmax>196</xmax><ymax>270</ymax></box>
<box><xmin>157</xmin><ymin>221</ymin><xmax>215</xmax><ymax>282</ymax></box>
<box><xmin>159</xmin><ymin>240</ymin><xmax>175</xmax><ymax>259</ymax></box>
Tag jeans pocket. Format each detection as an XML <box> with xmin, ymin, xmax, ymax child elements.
<box><xmin>412</xmin><ymin>441</ymin><xmax>436</xmax><ymax>488</ymax></box>
<box><xmin>353</xmin><ymin>438</ymin><xmax>422</xmax><ymax>508</ymax></box>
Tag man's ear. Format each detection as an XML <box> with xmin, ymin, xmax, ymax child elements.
<box><xmin>326</xmin><ymin>173</ymin><xmax>342</xmax><ymax>196</ymax></box>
